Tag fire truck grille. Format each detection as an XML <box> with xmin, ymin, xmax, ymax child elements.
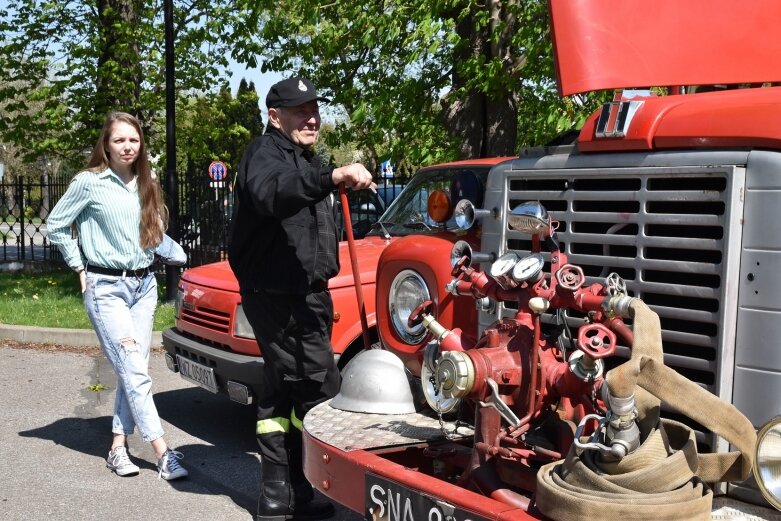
<box><xmin>181</xmin><ymin>306</ymin><xmax>231</xmax><ymax>334</ymax></box>
<box><xmin>495</xmin><ymin>170</ymin><xmax>736</xmax><ymax>451</ymax></box>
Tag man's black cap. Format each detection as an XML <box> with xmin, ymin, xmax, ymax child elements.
<box><xmin>266</xmin><ymin>77</ymin><xmax>330</xmax><ymax>109</ymax></box>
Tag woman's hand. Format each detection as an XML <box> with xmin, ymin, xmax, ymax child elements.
<box><xmin>79</xmin><ymin>270</ymin><xmax>86</xmax><ymax>293</ymax></box>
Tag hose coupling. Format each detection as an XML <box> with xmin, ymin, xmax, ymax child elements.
<box><xmin>604</xmin><ymin>295</ymin><xmax>637</xmax><ymax>318</ymax></box>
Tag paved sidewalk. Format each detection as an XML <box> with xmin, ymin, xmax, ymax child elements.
<box><xmin>0</xmin><ymin>323</ymin><xmax>162</xmax><ymax>348</ymax></box>
<box><xmin>0</xmin><ymin>342</ymin><xmax>360</xmax><ymax>521</ymax></box>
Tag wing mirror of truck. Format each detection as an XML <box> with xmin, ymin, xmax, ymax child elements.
<box><xmin>454</xmin><ymin>199</ymin><xmax>492</xmax><ymax>230</ymax></box>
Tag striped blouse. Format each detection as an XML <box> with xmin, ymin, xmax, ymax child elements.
<box><xmin>47</xmin><ymin>168</ymin><xmax>155</xmax><ymax>272</ymax></box>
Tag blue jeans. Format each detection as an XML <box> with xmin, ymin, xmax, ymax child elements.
<box><xmin>83</xmin><ymin>272</ymin><xmax>164</xmax><ymax>442</ymax></box>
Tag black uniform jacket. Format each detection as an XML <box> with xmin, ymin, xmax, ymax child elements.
<box><xmin>228</xmin><ymin>128</ymin><xmax>339</xmax><ymax>294</ymax></box>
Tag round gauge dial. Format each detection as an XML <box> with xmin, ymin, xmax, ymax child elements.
<box><xmin>490</xmin><ymin>252</ymin><xmax>520</xmax><ymax>278</ymax></box>
<box><xmin>512</xmin><ymin>253</ymin><xmax>545</xmax><ymax>282</ymax></box>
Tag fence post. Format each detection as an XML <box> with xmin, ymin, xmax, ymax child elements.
<box><xmin>16</xmin><ymin>176</ymin><xmax>25</xmax><ymax>260</ymax></box>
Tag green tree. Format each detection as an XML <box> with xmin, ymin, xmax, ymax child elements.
<box><xmin>233</xmin><ymin>0</ymin><xmax>605</xmax><ymax>167</ymax></box>
<box><xmin>0</xmin><ymin>0</ymin><xmax>242</xmax><ymax>169</ymax></box>
<box><xmin>174</xmin><ymin>80</ymin><xmax>264</xmax><ymax>178</ymax></box>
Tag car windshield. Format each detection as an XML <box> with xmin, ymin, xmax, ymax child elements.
<box><xmin>365</xmin><ymin>166</ymin><xmax>490</xmax><ymax>238</ymax></box>
<box><xmin>336</xmin><ymin>187</ymin><xmax>385</xmax><ymax>240</ymax></box>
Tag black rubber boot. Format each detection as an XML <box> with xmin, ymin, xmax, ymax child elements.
<box><xmin>256</xmin><ymin>461</ymin><xmax>294</xmax><ymax>521</ymax></box>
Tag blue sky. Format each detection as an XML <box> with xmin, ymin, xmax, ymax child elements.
<box><xmin>227</xmin><ymin>60</ymin><xmax>285</xmax><ymax>120</ymax></box>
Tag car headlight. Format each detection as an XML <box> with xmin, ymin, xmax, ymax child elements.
<box><xmin>389</xmin><ymin>269</ymin><xmax>430</xmax><ymax>344</ymax></box>
<box><xmin>233</xmin><ymin>304</ymin><xmax>256</xmax><ymax>339</ymax></box>
<box><xmin>753</xmin><ymin>416</ymin><xmax>781</xmax><ymax>511</ymax></box>
<box><xmin>174</xmin><ymin>287</ymin><xmax>184</xmax><ymax>319</ymax></box>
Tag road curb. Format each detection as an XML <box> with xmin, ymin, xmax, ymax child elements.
<box><xmin>0</xmin><ymin>323</ymin><xmax>163</xmax><ymax>348</ymax></box>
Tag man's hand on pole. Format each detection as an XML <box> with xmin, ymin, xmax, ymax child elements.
<box><xmin>332</xmin><ymin>163</ymin><xmax>377</xmax><ymax>191</ymax></box>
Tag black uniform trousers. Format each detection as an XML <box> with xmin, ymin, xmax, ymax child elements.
<box><xmin>242</xmin><ymin>287</ymin><xmax>341</xmax><ymax>467</ymax></box>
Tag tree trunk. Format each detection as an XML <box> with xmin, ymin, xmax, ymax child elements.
<box><xmin>443</xmin><ymin>2</ymin><xmax>519</xmax><ymax>159</ymax></box>
<box><xmin>95</xmin><ymin>0</ymin><xmax>143</xmax><ymax>126</ymax></box>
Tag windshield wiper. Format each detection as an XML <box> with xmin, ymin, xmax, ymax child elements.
<box><xmin>403</xmin><ymin>214</ymin><xmax>432</xmax><ymax>230</ymax></box>
<box><xmin>369</xmin><ymin>221</ymin><xmax>392</xmax><ymax>240</ymax></box>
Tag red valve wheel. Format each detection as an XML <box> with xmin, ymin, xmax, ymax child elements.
<box><xmin>408</xmin><ymin>300</ymin><xmax>433</xmax><ymax>328</ymax></box>
<box><xmin>555</xmin><ymin>264</ymin><xmax>585</xmax><ymax>291</ymax></box>
<box><xmin>576</xmin><ymin>323</ymin><xmax>617</xmax><ymax>359</ymax></box>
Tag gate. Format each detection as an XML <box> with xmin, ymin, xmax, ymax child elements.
<box><xmin>176</xmin><ymin>171</ymin><xmax>231</xmax><ymax>268</ymax></box>
<box><xmin>0</xmin><ymin>175</ymin><xmax>67</xmax><ymax>263</ymax></box>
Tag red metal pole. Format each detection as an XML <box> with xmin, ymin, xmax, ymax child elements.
<box><xmin>338</xmin><ymin>183</ymin><xmax>371</xmax><ymax>350</ymax></box>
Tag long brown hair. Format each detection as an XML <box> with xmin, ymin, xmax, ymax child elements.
<box><xmin>86</xmin><ymin>111</ymin><xmax>167</xmax><ymax>249</ymax></box>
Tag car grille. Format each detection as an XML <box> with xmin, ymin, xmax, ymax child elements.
<box><xmin>181</xmin><ymin>306</ymin><xmax>231</xmax><ymax>334</ymax></box>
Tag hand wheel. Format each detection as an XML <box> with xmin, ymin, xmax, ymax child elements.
<box><xmin>576</xmin><ymin>323</ymin><xmax>617</xmax><ymax>359</ymax></box>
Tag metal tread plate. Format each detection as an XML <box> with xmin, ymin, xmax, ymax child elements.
<box><xmin>304</xmin><ymin>400</ymin><xmax>474</xmax><ymax>452</ymax></box>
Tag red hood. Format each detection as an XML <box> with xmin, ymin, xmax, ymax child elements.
<box><xmin>550</xmin><ymin>0</ymin><xmax>781</xmax><ymax>96</ymax></box>
<box><xmin>180</xmin><ymin>236</ymin><xmax>392</xmax><ymax>292</ymax></box>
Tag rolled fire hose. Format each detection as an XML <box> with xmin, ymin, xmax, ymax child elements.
<box><xmin>536</xmin><ymin>300</ymin><xmax>757</xmax><ymax>520</ymax></box>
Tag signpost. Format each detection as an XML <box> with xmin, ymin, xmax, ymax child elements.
<box><xmin>208</xmin><ymin>161</ymin><xmax>228</xmax><ymax>181</ymax></box>
<box><xmin>208</xmin><ymin>161</ymin><xmax>228</xmax><ymax>200</ymax></box>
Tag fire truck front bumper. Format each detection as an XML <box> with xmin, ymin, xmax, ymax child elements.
<box><xmin>302</xmin><ymin>399</ymin><xmax>537</xmax><ymax>521</ymax></box>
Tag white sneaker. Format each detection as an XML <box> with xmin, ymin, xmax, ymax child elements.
<box><xmin>157</xmin><ymin>448</ymin><xmax>188</xmax><ymax>480</ymax></box>
<box><xmin>106</xmin><ymin>446</ymin><xmax>140</xmax><ymax>476</ymax></box>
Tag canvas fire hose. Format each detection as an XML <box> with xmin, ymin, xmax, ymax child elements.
<box><xmin>535</xmin><ymin>299</ymin><xmax>757</xmax><ymax>520</ymax></box>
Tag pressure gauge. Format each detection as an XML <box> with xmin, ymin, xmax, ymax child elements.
<box><xmin>512</xmin><ymin>253</ymin><xmax>545</xmax><ymax>283</ymax></box>
<box><xmin>490</xmin><ymin>251</ymin><xmax>520</xmax><ymax>289</ymax></box>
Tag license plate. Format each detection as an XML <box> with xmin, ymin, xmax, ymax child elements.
<box><xmin>176</xmin><ymin>355</ymin><xmax>218</xmax><ymax>393</ymax></box>
<box><xmin>366</xmin><ymin>473</ymin><xmax>490</xmax><ymax>521</ymax></box>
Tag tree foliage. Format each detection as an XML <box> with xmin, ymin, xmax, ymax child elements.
<box><xmin>174</xmin><ymin>79</ymin><xmax>264</xmax><ymax>178</ymax></box>
<box><xmin>233</xmin><ymin>0</ymin><xmax>607</xmax><ymax>168</ymax></box>
<box><xmin>0</xmin><ymin>0</ymin><xmax>243</xmax><ymax>171</ymax></box>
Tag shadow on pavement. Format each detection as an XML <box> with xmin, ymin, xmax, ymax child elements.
<box><xmin>154</xmin><ymin>386</ymin><xmax>260</xmax><ymax>512</ymax></box>
<box><xmin>154</xmin><ymin>386</ymin><xmax>258</xmax><ymax>451</ymax></box>
<box><xmin>18</xmin><ymin>385</ymin><xmax>261</xmax><ymax>517</ymax></box>
<box><xmin>19</xmin><ymin>415</ymin><xmax>112</xmax><ymax>460</ymax></box>
<box><xmin>155</xmin><ymin>386</ymin><xmax>357</xmax><ymax>520</ymax></box>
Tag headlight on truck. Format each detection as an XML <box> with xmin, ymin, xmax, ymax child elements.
<box><xmin>389</xmin><ymin>269</ymin><xmax>430</xmax><ymax>344</ymax></box>
<box><xmin>233</xmin><ymin>304</ymin><xmax>256</xmax><ymax>340</ymax></box>
<box><xmin>753</xmin><ymin>416</ymin><xmax>781</xmax><ymax>511</ymax></box>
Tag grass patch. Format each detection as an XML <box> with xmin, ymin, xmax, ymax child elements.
<box><xmin>0</xmin><ymin>267</ymin><xmax>175</xmax><ymax>331</ymax></box>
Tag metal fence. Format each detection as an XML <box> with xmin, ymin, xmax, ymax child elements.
<box><xmin>1</xmin><ymin>168</ymin><xmax>407</xmax><ymax>268</ymax></box>
<box><xmin>0</xmin><ymin>174</ymin><xmax>67</xmax><ymax>263</ymax></box>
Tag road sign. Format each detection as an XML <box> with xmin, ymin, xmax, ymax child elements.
<box><xmin>208</xmin><ymin>161</ymin><xmax>228</xmax><ymax>181</ymax></box>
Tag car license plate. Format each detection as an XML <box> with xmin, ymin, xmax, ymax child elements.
<box><xmin>366</xmin><ymin>473</ymin><xmax>490</xmax><ymax>521</ymax></box>
<box><xmin>176</xmin><ymin>355</ymin><xmax>218</xmax><ymax>393</ymax></box>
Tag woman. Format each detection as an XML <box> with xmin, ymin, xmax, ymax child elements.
<box><xmin>48</xmin><ymin>111</ymin><xmax>188</xmax><ymax>480</ymax></box>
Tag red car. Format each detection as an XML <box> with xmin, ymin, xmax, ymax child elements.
<box><xmin>162</xmin><ymin>158</ymin><xmax>511</xmax><ymax>405</ymax></box>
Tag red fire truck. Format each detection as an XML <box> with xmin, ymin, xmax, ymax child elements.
<box><xmin>301</xmin><ymin>1</ymin><xmax>781</xmax><ymax>519</ymax></box>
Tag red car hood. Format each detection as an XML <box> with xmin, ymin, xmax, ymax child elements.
<box><xmin>180</xmin><ymin>236</ymin><xmax>392</xmax><ymax>292</ymax></box>
<box><xmin>550</xmin><ymin>0</ymin><xmax>781</xmax><ymax>96</ymax></box>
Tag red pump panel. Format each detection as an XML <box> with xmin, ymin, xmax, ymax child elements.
<box><xmin>549</xmin><ymin>0</ymin><xmax>781</xmax><ymax>96</ymax></box>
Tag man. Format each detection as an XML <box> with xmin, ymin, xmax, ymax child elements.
<box><xmin>229</xmin><ymin>77</ymin><xmax>375</xmax><ymax>521</ymax></box>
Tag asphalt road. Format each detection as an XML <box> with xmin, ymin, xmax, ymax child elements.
<box><xmin>0</xmin><ymin>342</ymin><xmax>363</xmax><ymax>521</ymax></box>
